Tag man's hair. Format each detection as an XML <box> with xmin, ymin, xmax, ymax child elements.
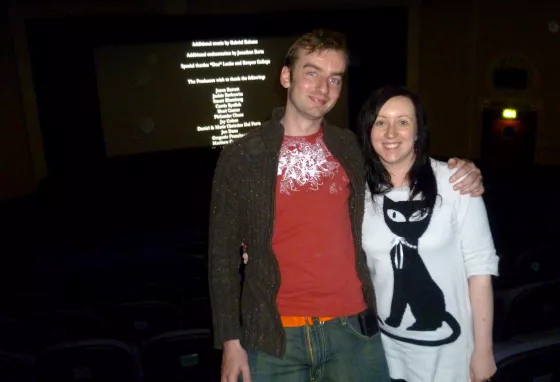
<box><xmin>283</xmin><ymin>29</ymin><xmax>349</xmax><ymax>72</ymax></box>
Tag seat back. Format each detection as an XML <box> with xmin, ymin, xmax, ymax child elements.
<box><xmin>0</xmin><ymin>314</ymin><xmax>37</xmax><ymax>353</ymax></box>
<box><xmin>494</xmin><ymin>339</ymin><xmax>560</xmax><ymax>382</ymax></box>
<box><xmin>105</xmin><ymin>300</ymin><xmax>182</xmax><ymax>344</ymax></box>
<box><xmin>0</xmin><ymin>351</ymin><xmax>35</xmax><ymax>382</ymax></box>
<box><xmin>501</xmin><ymin>280</ymin><xmax>560</xmax><ymax>339</ymax></box>
<box><xmin>33</xmin><ymin>308</ymin><xmax>107</xmax><ymax>347</ymax></box>
<box><xmin>141</xmin><ymin>329</ymin><xmax>220</xmax><ymax>381</ymax></box>
<box><xmin>36</xmin><ymin>339</ymin><xmax>141</xmax><ymax>382</ymax></box>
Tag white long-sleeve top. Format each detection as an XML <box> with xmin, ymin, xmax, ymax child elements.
<box><xmin>362</xmin><ymin>159</ymin><xmax>499</xmax><ymax>382</ymax></box>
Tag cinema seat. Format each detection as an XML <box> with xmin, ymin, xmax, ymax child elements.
<box><xmin>0</xmin><ymin>351</ymin><xmax>35</xmax><ymax>382</ymax></box>
<box><xmin>493</xmin><ymin>330</ymin><xmax>560</xmax><ymax>382</ymax></box>
<box><xmin>141</xmin><ymin>329</ymin><xmax>220</xmax><ymax>381</ymax></box>
<box><xmin>105</xmin><ymin>300</ymin><xmax>182</xmax><ymax>344</ymax></box>
<box><xmin>35</xmin><ymin>339</ymin><xmax>141</xmax><ymax>382</ymax></box>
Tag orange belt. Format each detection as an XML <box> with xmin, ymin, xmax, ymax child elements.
<box><xmin>281</xmin><ymin>316</ymin><xmax>336</xmax><ymax>327</ymax></box>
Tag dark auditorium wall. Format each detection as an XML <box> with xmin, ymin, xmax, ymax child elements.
<box><xmin>0</xmin><ymin>1</ymin><xmax>153</xmax><ymax>201</ymax></box>
<box><xmin>418</xmin><ymin>0</ymin><xmax>560</xmax><ymax>163</ymax></box>
<box><xmin>0</xmin><ymin>7</ymin><xmax>36</xmax><ymax>199</ymax></box>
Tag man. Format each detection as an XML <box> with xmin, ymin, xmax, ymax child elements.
<box><xmin>209</xmin><ymin>29</ymin><xmax>484</xmax><ymax>382</ymax></box>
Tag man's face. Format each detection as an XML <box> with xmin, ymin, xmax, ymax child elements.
<box><xmin>280</xmin><ymin>48</ymin><xmax>346</xmax><ymax>121</ymax></box>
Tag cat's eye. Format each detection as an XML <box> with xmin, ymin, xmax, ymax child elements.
<box><xmin>409</xmin><ymin>209</ymin><xmax>429</xmax><ymax>222</ymax></box>
<box><xmin>386</xmin><ymin>209</ymin><xmax>406</xmax><ymax>222</ymax></box>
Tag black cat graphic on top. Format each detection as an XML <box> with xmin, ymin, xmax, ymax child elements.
<box><xmin>379</xmin><ymin>196</ymin><xmax>461</xmax><ymax>346</ymax></box>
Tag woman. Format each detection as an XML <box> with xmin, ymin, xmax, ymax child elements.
<box><xmin>358</xmin><ymin>86</ymin><xmax>498</xmax><ymax>382</ymax></box>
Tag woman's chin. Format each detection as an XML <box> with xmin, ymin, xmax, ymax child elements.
<box><xmin>379</xmin><ymin>155</ymin><xmax>402</xmax><ymax>165</ymax></box>
<box><xmin>379</xmin><ymin>153</ymin><xmax>415</xmax><ymax>168</ymax></box>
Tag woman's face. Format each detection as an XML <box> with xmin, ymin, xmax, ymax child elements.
<box><xmin>370</xmin><ymin>96</ymin><xmax>417</xmax><ymax>171</ymax></box>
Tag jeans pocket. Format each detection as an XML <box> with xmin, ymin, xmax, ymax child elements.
<box><xmin>341</xmin><ymin>315</ymin><xmax>378</xmax><ymax>340</ymax></box>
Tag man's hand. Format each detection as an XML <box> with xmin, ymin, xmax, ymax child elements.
<box><xmin>448</xmin><ymin>158</ymin><xmax>484</xmax><ymax>197</ymax></box>
<box><xmin>222</xmin><ymin>340</ymin><xmax>251</xmax><ymax>382</ymax></box>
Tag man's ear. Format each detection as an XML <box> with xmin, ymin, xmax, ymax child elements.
<box><xmin>280</xmin><ymin>66</ymin><xmax>291</xmax><ymax>89</ymax></box>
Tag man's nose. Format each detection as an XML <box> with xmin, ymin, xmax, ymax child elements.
<box><xmin>315</xmin><ymin>78</ymin><xmax>328</xmax><ymax>94</ymax></box>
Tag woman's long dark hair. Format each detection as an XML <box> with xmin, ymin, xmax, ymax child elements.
<box><xmin>357</xmin><ymin>86</ymin><xmax>437</xmax><ymax>212</ymax></box>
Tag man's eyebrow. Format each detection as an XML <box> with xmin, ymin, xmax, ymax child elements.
<box><xmin>303</xmin><ymin>63</ymin><xmax>321</xmax><ymax>71</ymax></box>
<box><xmin>302</xmin><ymin>63</ymin><xmax>345</xmax><ymax>77</ymax></box>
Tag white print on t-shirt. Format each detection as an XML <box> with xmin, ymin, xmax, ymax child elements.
<box><xmin>277</xmin><ymin>134</ymin><xmax>340</xmax><ymax>195</ymax></box>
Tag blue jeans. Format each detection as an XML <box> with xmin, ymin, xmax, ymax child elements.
<box><xmin>245</xmin><ymin>314</ymin><xmax>389</xmax><ymax>381</ymax></box>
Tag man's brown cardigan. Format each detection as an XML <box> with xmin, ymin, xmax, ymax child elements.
<box><xmin>208</xmin><ymin>107</ymin><xmax>377</xmax><ymax>358</ymax></box>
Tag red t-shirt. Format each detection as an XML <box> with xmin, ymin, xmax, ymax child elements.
<box><xmin>272</xmin><ymin>130</ymin><xmax>366</xmax><ymax>317</ymax></box>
